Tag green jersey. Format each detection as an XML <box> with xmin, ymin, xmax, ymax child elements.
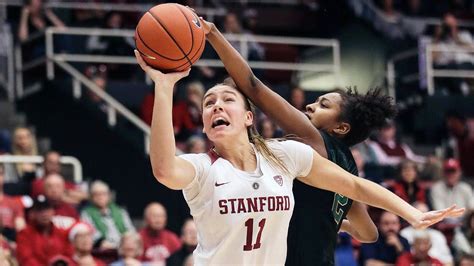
<box><xmin>286</xmin><ymin>131</ymin><xmax>358</xmax><ymax>266</ymax></box>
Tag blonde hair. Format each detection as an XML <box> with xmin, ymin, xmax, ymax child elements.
<box><xmin>12</xmin><ymin>127</ymin><xmax>38</xmax><ymax>177</ymax></box>
<box><xmin>12</xmin><ymin>127</ymin><xmax>38</xmax><ymax>155</ymax></box>
<box><xmin>214</xmin><ymin>78</ymin><xmax>290</xmax><ymax>176</ymax></box>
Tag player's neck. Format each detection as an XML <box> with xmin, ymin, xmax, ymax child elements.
<box><xmin>214</xmin><ymin>141</ymin><xmax>256</xmax><ymax>172</ymax></box>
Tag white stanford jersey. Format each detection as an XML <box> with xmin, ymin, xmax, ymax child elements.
<box><xmin>180</xmin><ymin>140</ymin><xmax>313</xmax><ymax>265</ymax></box>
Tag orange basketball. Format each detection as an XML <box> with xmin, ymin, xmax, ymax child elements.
<box><xmin>135</xmin><ymin>3</ymin><xmax>205</xmax><ymax>72</ymax></box>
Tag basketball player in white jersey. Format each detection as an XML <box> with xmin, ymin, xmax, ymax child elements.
<box><xmin>134</xmin><ymin>50</ymin><xmax>463</xmax><ymax>266</ymax></box>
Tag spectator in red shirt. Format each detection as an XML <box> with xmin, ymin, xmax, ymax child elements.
<box><xmin>172</xmin><ymin>81</ymin><xmax>205</xmax><ymax>142</ymax></box>
<box><xmin>17</xmin><ymin>197</ymin><xmax>73</xmax><ymax>266</ymax></box>
<box><xmin>140</xmin><ymin>202</ymin><xmax>181</xmax><ymax>264</ymax></box>
<box><xmin>141</xmin><ymin>82</ymin><xmax>204</xmax><ymax>147</ymax></box>
<box><xmin>43</xmin><ymin>173</ymin><xmax>79</xmax><ymax>229</ymax></box>
<box><xmin>69</xmin><ymin>222</ymin><xmax>106</xmax><ymax>266</ymax></box>
<box><xmin>369</xmin><ymin>121</ymin><xmax>425</xmax><ymax>166</ymax></box>
<box><xmin>389</xmin><ymin>160</ymin><xmax>430</xmax><ymax>206</ymax></box>
<box><xmin>31</xmin><ymin>151</ymin><xmax>88</xmax><ymax>205</ymax></box>
<box><xmin>0</xmin><ymin>164</ymin><xmax>26</xmax><ymax>241</ymax></box>
<box><xmin>396</xmin><ymin>230</ymin><xmax>443</xmax><ymax>266</ymax></box>
<box><xmin>37</xmin><ymin>150</ymin><xmax>62</xmax><ymax>177</ymax></box>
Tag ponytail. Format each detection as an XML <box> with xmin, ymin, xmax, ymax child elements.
<box><xmin>246</xmin><ymin>106</ymin><xmax>290</xmax><ymax>177</ymax></box>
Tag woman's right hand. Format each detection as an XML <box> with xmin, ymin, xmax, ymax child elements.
<box><xmin>199</xmin><ymin>17</ymin><xmax>216</xmax><ymax>35</ymax></box>
<box><xmin>134</xmin><ymin>49</ymin><xmax>190</xmax><ymax>86</ymax></box>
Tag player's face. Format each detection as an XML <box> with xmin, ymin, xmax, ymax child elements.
<box><xmin>305</xmin><ymin>92</ymin><xmax>343</xmax><ymax>133</ymax></box>
<box><xmin>202</xmin><ymin>85</ymin><xmax>253</xmax><ymax>142</ymax></box>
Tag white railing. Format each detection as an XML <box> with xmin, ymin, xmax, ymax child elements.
<box><xmin>387</xmin><ymin>43</ymin><xmax>474</xmax><ymax>97</ymax></box>
<box><xmin>41</xmin><ymin>27</ymin><xmax>340</xmax><ymax>81</ymax></box>
<box><xmin>425</xmin><ymin>44</ymin><xmax>474</xmax><ymax>95</ymax></box>
<box><xmin>0</xmin><ymin>155</ymin><xmax>83</xmax><ymax>183</ymax></box>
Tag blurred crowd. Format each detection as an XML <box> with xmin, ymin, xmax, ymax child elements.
<box><xmin>0</xmin><ymin>126</ymin><xmax>198</xmax><ymax>265</ymax></box>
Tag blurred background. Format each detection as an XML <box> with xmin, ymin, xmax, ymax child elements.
<box><xmin>0</xmin><ymin>0</ymin><xmax>473</xmax><ymax>265</ymax></box>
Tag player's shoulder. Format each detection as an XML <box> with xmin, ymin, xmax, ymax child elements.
<box><xmin>266</xmin><ymin>139</ymin><xmax>310</xmax><ymax>151</ymax></box>
<box><xmin>179</xmin><ymin>152</ymin><xmax>212</xmax><ymax>164</ymax></box>
<box><xmin>320</xmin><ymin>130</ymin><xmax>347</xmax><ymax>150</ymax></box>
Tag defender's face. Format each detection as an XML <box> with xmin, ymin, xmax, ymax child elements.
<box><xmin>305</xmin><ymin>92</ymin><xmax>343</xmax><ymax>133</ymax></box>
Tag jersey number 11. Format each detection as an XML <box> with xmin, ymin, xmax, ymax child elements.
<box><xmin>243</xmin><ymin>218</ymin><xmax>267</xmax><ymax>251</ymax></box>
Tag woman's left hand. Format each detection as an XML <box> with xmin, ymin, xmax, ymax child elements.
<box><xmin>134</xmin><ymin>49</ymin><xmax>190</xmax><ymax>85</ymax></box>
<box><xmin>199</xmin><ymin>17</ymin><xmax>216</xmax><ymax>35</ymax></box>
<box><xmin>412</xmin><ymin>205</ymin><xmax>465</xmax><ymax>229</ymax></box>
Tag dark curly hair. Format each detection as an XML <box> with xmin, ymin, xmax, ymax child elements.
<box><xmin>335</xmin><ymin>87</ymin><xmax>397</xmax><ymax>147</ymax></box>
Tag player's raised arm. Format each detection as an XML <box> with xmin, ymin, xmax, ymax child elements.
<box><xmin>135</xmin><ymin>50</ymin><xmax>195</xmax><ymax>190</ymax></box>
<box><xmin>300</xmin><ymin>150</ymin><xmax>465</xmax><ymax>229</ymax></box>
<box><xmin>201</xmin><ymin>18</ymin><xmax>327</xmax><ymax>156</ymax></box>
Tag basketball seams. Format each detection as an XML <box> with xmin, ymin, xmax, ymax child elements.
<box><xmin>164</xmin><ymin>29</ymin><xmax>206</xmax><ymax>72</ymax></box>
<box><xmin>135</xmin><ymin>3</ymin><xmax>205</xmax><ymax>72</ymax></box>
<box><xmin>146</xmin><ymin>10</ymin><xmax>192</xmax><ymax>66</ymax></box>
<box><xmin>136</xmin><ymin>27</ymin><xmax>186</xmax><ymax>61</ymax></box>
<box><xmin>175</xmin><ymin>5</ymin><xmax>195</xmax><ymax>56</ymax></box>
<box><xmin>187</xmin><ymin>28</ymin><xmax>206</xmax><ymax>64</ymax></box>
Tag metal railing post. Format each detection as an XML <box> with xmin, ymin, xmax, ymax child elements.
<box><xmin>425</xmin><ymin>44</ymin><xmax>434</xmax><ymax>96</ymax></box>
<box><xmin>7</xmin><ymin>25</ymin><xmax>14</xmax><ymax>101</ymax></box>
<box><xmin>145</xmin><ymin>134</ymin><xmax>150</xmax><ymax>155</ymax></box>
<box><xmin>107</xmin><ymin>105</ymin><xmax>117</xmax><ymax>127</ymax></box>
<box><xmin>14</xmin><ymin>44</ymin><xmax>23</xmax><ymax>99</ymax></box>
<box><xmin>46</xmin><ymin>28</ymin><xmax>54</xmax><ymax>80</ymax></box>
<box><xmin>333</xmin><ymin>41</ymin><xmax>341</xmax><ymax>86</ymax></box>
<box><xmin>73</xmin><ymin>78</ymin><xmax>81</xmax><ymax>99</ymax></box>
<box><xmin>387</xmin><ymin>60</ymin><xmax>396</xmax><ymax>102</ymax></box>
<box><xmin>241</xmin><ymin>35</ymin><xmax>249</xmax><ymax>60</ymax></box>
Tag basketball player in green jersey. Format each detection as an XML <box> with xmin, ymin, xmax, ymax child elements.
<box><xmin>200</xmin><ymin>17</ymin><xmax>397</xmax><ymax>265</ymax></box>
